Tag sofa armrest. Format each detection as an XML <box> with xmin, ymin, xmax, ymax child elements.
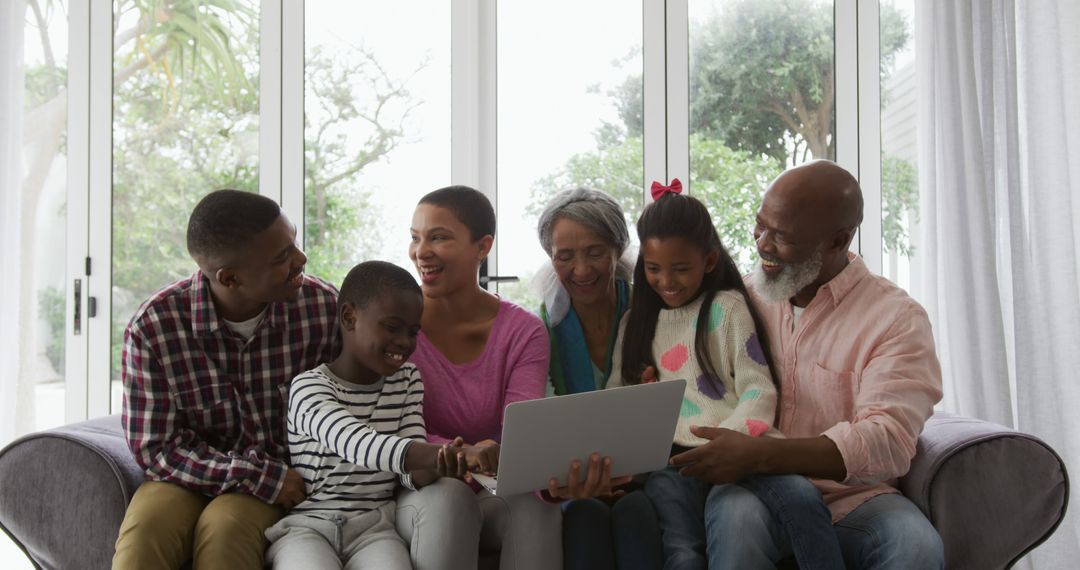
<box><xmin>0</xmin><ymin>415</ymin><xmax>143</xmax><ymax>570</ymax></box>
<box><xmin>900</xmin><ymin>412</ymin><xmax>1069</xmax><ymax>570</ymax></box>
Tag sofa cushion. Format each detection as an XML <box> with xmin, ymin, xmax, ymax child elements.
<box><xmin>900</xmin><ymin>413</ymin><xmax>1069</xmax><ymax>569</ymax></box>
<box><xmin>0</xmin><ymin>415</ymin><xmax>141</xmax><ymax>570</ymax></box>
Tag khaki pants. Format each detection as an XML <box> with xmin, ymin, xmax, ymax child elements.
<box><xmin>112</xmin><ymin>481</ymin><xmax>283</xmax><ymax>570</ymax></box>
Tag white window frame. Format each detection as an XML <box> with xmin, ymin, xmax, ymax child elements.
<box><xmin>86</xmin><ymin>0</ymin><xmax>112</xmax><ymax>419</ymax></box>
<box><xmin>65</xmin><ymin>0</ymin><xmax>91</xmax><ymax>422</ymax></box>
<box><xmin>63</xmin><ymin>0</ymin><xmax>888</xmax><ymax>419</ymax></box>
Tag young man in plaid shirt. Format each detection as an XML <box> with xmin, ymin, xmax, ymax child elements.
<box><xmin>112</xmin><ymin>190</ymin><xmax>340</xmax><ymax>570</ymax></box>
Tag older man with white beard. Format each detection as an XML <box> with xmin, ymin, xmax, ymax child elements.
<box><xmin>667</xmin><ymin>160</ymin><xmax>946</xmax><ymax>570</ymax></box>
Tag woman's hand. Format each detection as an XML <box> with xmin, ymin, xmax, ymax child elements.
<box><xmin>546</xmin><ymin>453</ymin><xmax>633</xmax><ymax>500</ymax></box>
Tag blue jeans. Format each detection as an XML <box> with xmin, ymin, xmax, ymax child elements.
<box><xmin>705</xmin><ymin>485</ymin><xmax>944</xmax><ymax>570</ymax></box>
<box><xmin>737</xmin><ymin>474</ymin><xmax>844</xmax><ymax>570</ymax></box>
<box><xmin>644</xmin><ymin>468</ymin><xmax>844</xmax><ymax>570</ymax></box>
<box><xmin>563</xmin><ymin>490</ymin><xmax>663</xmax><ymax>570</ymax></box>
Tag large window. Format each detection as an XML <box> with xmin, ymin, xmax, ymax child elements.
<box><xmin>496</xmin><ymin>0</ymin><xmax>644</xmax><ymax>307</ymax></box>
<box><xmin>109</xmin><ymin>0</ymin><xmax>261</xmax><ymax>409</ymax></box>
<box><xmin>1</xmin><ymin>1</ymin><xmax>901</xmax><ymax>426</ymax></box>
<box><xmin>304</xmin><ymin>2</ymin><xmax>451</xmax><ymax>286</ymax></box>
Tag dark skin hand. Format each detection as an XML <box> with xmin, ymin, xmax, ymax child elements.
<box><xmin>670</xmin><ymin>426</ymin><xmax>847</xmax><ymax>484</ymax></box>
<box><xmin>547</xmin><ymin>453</ymin><xmax>633</xmax><ymax>500</ymax></box>
<box><xmin>274</xmin><ymin>467</ymin><xmax>307</xmax><ymax>510</ymax></box>
<box><xmin>462</xmin><ymin>439</ymin><xmax>500</xmax><ymax>476</ymax></box>
<box><xmin>547</xmin><ymin>366</ymin><xmax>658</xmax><ymax>500</ymax></box>
<box><xmin>406</xmin><ymin>436</ymin><xmax>499</xmax><ymax>487</ymax></box>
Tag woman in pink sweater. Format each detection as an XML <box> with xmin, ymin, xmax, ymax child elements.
<box><xmin>393</xmin><ymin>185</ymin><xmax>562</xmax><ymax>570</ymax></box>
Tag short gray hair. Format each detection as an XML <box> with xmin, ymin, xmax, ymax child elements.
<box><xmin>537</xmin><ymin>187</ymin><xmax>631</xmax><ymax>259</ymax></box>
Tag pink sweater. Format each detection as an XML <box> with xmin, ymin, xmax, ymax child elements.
<box><xmin>411</xmin><ymin>299</ymin><xmax>549</xmax><ymax>445</ymax></box>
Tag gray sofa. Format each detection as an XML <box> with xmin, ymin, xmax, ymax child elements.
<box><xmin>0</xmin><ymin>413</ymin><xmax>1069</xmax><ymax>570</ymax></box>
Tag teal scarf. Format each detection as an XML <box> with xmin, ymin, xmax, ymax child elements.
<box><xmin>542</xmin><ymin>280</ymin><xmax>630</xmax><ymax>395</ymax></box>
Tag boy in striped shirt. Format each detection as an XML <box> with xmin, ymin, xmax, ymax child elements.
<box><xmin>265</xmin><ymin>261</ymin><xmax>495</xmax><ymax>568</ymax></box>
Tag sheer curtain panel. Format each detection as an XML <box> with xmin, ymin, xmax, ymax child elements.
<box><xmin>917</xmin><ymin>1</ymin><xmax>1078</xmax><ymax>567</ymax></box>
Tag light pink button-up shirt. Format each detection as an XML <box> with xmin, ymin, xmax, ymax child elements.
<box><xmin>746</xmin><ymin>254</ymin><xmax>943</xmax><ymax>522</ymax></box>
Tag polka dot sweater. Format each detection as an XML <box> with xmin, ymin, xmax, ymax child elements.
<box><xmin>608</xmin><ymin>290</ymin><xmax>780</xmax><ymax>447</ymax></box>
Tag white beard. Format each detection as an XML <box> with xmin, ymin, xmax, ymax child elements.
<box><xmin>752</xmin><ymin>248</ymin><xmax>824</xmax><ymax>304</ymax></box>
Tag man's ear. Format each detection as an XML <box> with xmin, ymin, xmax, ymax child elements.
<box><xmin>476</xmin><ymin>234</ymin><xmax>495</xmax><ymax>260</ymax></box>
<box><xmin>340</xmin><ymin>303</ymin><xmax>358</xmax><ymax>332</ymax></box>
<box><xmin>215</xmin><ymin>267</ymin><xmax>241</xmax><ymax>289</ymax></box>
<box><xmin>829</xmin><ymin>226</ymin><xmax>857</xmax><ymax>253</ymax></box>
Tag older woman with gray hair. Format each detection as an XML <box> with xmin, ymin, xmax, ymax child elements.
<box><xmin>534</xmin><ymin>188</ymin><xmax>662</xmax><ymax>570</ymax></box>
<box><xmin>535</xmin><ymin>187</ymin><xmax>635</xmax><ymax>395</ymax></box>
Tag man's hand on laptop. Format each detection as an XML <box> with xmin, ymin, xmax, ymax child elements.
<box><xmin>547</xmin><ymin>452</ymin><xmax>633</xmax><ymax>500</ymax></box>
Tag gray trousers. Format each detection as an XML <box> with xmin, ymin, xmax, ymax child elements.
<box><xmin>265</xmin><ymin>502</ymin><xmax>409</xmax><ymax>570</ymax></box>
<box><xmin>395</xmin><ymin>478</ymin><xmax>563</xmax><ymax>570</ymax></box>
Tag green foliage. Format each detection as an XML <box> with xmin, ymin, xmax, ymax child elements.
<box><xmin>589</xmin><ymin>0</ymin><xmax>917</xmax><ymax>256</ymax></box>
<box><xmin>23</xmin><ymin>66</ymin><xmax>66</xmax><ymax>109</ymax></box>
<box><xmin>495</xmin><ymin>276</ymin><xmax>541</xmax><ymax>316</ymax></box>
<box><xmin>303</xmin><ymin>184</ymin><xmax>379</xmax><ymax>288</ymax></box>
<box><xmin>881</xmin><ymin>153</ymin><xmax>918</xmax><ymax>257</ymax></box>
<box><xmin>111</xmin><ymin>1</ymin><xmax>262</xmax><ymax>305</ymax></box>
<box><xmin>690</xmin><ymin>0</ymin><xmax>838</xmax><ymax>162</ymax></box>
<box><xmin>117</xmin><ymin>0</ymin><xmax>256</xmax><ymax>106</ymax></box>
<box><xmin>527</xmin><ymin>136</ymin><xmax>647</xmax><ymax>225</ymax></box>
<box><xmin>38</xmin><ymin>286</ymin><xmax>66</xmax><ymax>376</ymax></box>
<box><xmin>302</xmin><ymin>45</ymin><xmax>413</xmax><ymax>286</ymax></box>
<box><xmin>526</xmin><ymin>135</ymin><xmax>780</xmax><ymax>273</ymax></box>
<box><xmin>102</xmin><ymin>2</ymin><xmax>402</xmax><ymax>377</ymax></box>
<box><xmin>689</xmin><ymin>137</ymin><xmax>783</xmax><ymax>269</ymax></box>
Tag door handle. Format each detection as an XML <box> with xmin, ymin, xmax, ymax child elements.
<box><xmin>73</xmin><ymin>279</ymin><xmax>82</xmax><ymax>335</ymax></box>
<box><xmin>478</xmin><ymin>258</ymin><xmax>518</xmax><ymax>290</ymax></box>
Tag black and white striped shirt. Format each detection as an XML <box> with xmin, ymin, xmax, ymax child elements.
<box><xmin>287</xmin><ymin>363</ymin><xmax>425</xmax><ymax>518</ymax></box>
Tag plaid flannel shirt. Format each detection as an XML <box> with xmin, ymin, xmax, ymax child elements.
<box><xmin>121</xmin><ymin>272</ymin><xmax>339</xmax><ymax>503</ymax></box>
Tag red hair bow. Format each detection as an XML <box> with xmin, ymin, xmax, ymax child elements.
<box><xmin>650</xmin><ymin>178</ymin><xmax>683</xmax><ymax>200</ymax></box>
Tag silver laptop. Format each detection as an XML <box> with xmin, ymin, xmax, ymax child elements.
<box><xmin>471</xmin><ymin>379</ymin><xmax>686</xmax><ymax>496</ymax></box>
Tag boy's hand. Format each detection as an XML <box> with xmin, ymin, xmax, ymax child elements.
<box><xmin>436</xmin><ymin>437</ymin><xmax>469</xmax><ymax>479</ymax></box>
<box><xmin>463</xmin><ymin>441</ymin><xmax>500</xmax><ymax>475</ymax></box>
<box><xmin>273</xmin><ymin>468</ymin><xmax>306</xmax><ymax>510</ymax></box>
<box><xmin>436</xmin><ymin>438</ymin><xmax>500</xmax><ymax>480</ymax></box>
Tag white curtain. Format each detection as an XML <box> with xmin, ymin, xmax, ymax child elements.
<box><xmin>0</xmin><ymin>0</ymin><xmax>28</xmax><ymax>447</ymax></box>
<box><xmin>917</xmin><ymin>1</ymin><xmax>1080</xmax><ymax>568</ymax></box>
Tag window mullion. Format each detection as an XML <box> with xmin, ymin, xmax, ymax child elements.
<box><xmin>87</xmin><ymin>0</ymin><xmax>112</xmax><ymax>417</ymax></box>
<box><xmin>452</xmin><ymin>0</ymin><xmax>497</xmax><ymax>279</ymax></box>
<box><xmin>664</xmin><ymin>0</ymin><xmax>690</xmax><ymax>192</ymax></box>
<box><xmin>858</xmin><ymin>0</ymin><xmax>883</xmax><ymax>274</ymax></box>
<box><xmin>281</xmin><ymin>0</ymin><xmax>305</xmax><ymax>242</ymax></box>
<box><xmin>65</xmin><ymin>0</ymin><xmax>91</xmax><ymax>423</ymax></box>
<box><xmin>643</xmin><ymin>0</ymin><xmax>667</xmax><ymax>202</ymax></box>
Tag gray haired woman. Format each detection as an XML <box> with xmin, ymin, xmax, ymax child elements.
<box><xmin>535</xmin><ymin>187</ymin><xmax>635</xmax><ymax>395</ymax></box>
<box><xmin>534</xmin><ymin>188</ymin><xmax>662</xmax><ymax>570</ymax></box>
